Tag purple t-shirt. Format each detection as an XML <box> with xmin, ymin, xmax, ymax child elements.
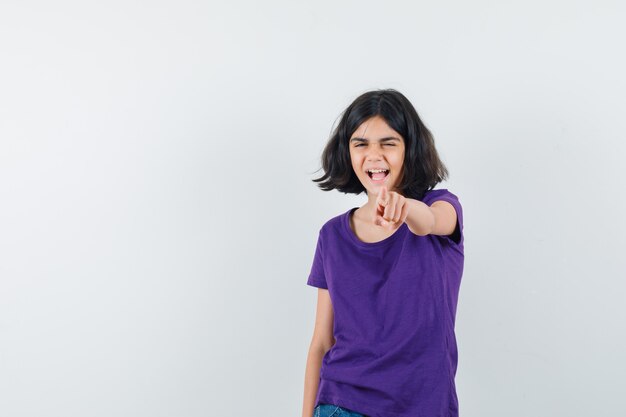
<box><xmin>307</xmin><ymin>189</ymin><xmax>464</xmax><ymax>417</ymax></box>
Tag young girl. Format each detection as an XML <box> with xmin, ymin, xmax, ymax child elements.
<box><xmin>302</xmin><ymin>89</ymin><xmax>464</xmax><ymax>417</ymax></box>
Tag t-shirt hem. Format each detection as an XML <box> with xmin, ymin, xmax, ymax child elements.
<box><xmin>306</xmin><ymin>276</ymin><xmax>328</xmax><ymax>289</ymax></box>
<box><xmin>315</xmin><ymin>394</ymin><xmax>407</xmax><ymax>417</ymax></box>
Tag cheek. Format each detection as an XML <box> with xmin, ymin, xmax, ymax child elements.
<box><xmin>394</xmin><ymin>152</ymin><xmax>405</xmax><ymax>167</ymax></box>
<box><xmin>349</xmin><ymin>153</ymin><xmax>362</xmax><ymax>167</ymax></box>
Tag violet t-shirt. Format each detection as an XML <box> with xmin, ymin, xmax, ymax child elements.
<box><xmin>307</xmin><ymin>189</ymin><xmax>464</xmax><ymax>417</ymax></box>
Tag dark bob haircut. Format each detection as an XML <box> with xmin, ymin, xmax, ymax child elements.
<box><xmin>312</xmin><ymin>88</ymin><xmax>449</xmax><ymax>201</ymax></box>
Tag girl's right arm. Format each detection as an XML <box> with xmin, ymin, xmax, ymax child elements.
<box><xmin>302</xmin><ymin>288</ymin><xmax>335</xmax><ymax>417</ymax></box>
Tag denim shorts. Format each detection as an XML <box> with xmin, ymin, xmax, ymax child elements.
<box><xmin>313</xmin><ymin>403</ymin><xmax>368</xmax><ymax>417</ymax></box>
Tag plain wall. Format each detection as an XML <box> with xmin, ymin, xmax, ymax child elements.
<box><xmin>1</xmin><ymin>1</ymin><xmax>625</xmax><ymax>416</ymax></box>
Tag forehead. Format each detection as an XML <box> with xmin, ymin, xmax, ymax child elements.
<box><xmin>350</xmin><ymin>116</ymin><xmax>402</xmax><ymax>140</ymax></box>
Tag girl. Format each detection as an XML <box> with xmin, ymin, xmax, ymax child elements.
<box><xmin>302</xmin><ymin>89</ymin><xmax>464</xmax><ymax>417</ymax></box>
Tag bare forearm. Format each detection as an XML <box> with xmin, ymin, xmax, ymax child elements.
<box><xmin>302</xmin><ymin>344</ymin><xmax>326</xmax><ymax>417</ymax></box>
<box><xmin>404</xmin><ymin>198</ymin><xmax>435</xmax><ymax>236</ymax></box>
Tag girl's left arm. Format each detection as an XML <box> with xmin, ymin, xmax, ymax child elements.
<box><xmin>404</xmin><ymin>198</ymin><xmax>457</xmax><ymax>237</ymax></box>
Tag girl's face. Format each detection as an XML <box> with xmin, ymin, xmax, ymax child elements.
<box><xmin>349</xmin><ymin>115</ymin><xmax>405</xmax><ymax>196</ymax></box>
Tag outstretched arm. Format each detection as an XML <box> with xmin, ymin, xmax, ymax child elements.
<box><xmin>405</xmin><ymin>199</ymin><xmax>457</xmax><ymax>237</ymax></box>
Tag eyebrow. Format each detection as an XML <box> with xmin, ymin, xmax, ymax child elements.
<box><xmin>349</xmin><ymin>136</ymin><xmax>401</xmax><ymax>143</ymax></box>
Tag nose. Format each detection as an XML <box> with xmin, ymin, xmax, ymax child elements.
<box><xmin>366</xmin><ymin>146</ymin><xmax>384</xmax><ymax>160</ymax></box>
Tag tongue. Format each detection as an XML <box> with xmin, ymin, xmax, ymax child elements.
<box><xmin>372</xmin><ymin>172</ymin><xmax>387</xmax><ymax>180</ymax></box>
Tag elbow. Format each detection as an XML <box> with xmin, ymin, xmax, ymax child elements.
<box><xmin>310</xmin><ymin>335</ymin><xmax>335</xmax><ymax>355</ymax></box>
<box><xmin>428</xmin><ymin>213</ymin><xmax>436</xmax><ymax>235</ymax></box>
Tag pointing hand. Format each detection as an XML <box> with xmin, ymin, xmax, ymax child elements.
<box><xmin>375</xmin><ymin>185</ymin><xmax>409</xmax><ymax>229</ymax></box>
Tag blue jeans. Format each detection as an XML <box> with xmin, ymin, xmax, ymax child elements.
<box><xmin>313</xmin><ymin>403</ymin><xmax>368</xmax><ymax>417</ymax></box>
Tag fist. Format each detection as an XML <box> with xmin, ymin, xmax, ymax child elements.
<box><xmin>375</xmin><ymin>185</ymin><xmax>409</xmax><ymax>229</ymax></box>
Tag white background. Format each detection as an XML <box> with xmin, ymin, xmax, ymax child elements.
<box><xmin>1</xmin><ymin>1</ymin><xmax>625</xmax><ymax>416</ymax></box>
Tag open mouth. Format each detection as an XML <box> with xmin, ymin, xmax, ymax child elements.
<box><xmin>367</xmin><ymin>169</ymin><xmax>390</xmax><ymax>182</ymax></box>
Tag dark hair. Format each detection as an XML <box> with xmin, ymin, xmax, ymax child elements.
<box><xmin>312</xmin><ymin>88</ymin><xmax>449</xmax><ymax>201</ymax></box>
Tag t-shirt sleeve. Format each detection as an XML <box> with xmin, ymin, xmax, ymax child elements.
<box><xmin>306</xmin><ymin>228</ymin><xmax>328</xmax><ymax>289</ymax></box>
<box><xmin>427</xmin><ymin>190</ymin><xmax>464</xmax><ymax>247</ymax></box>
